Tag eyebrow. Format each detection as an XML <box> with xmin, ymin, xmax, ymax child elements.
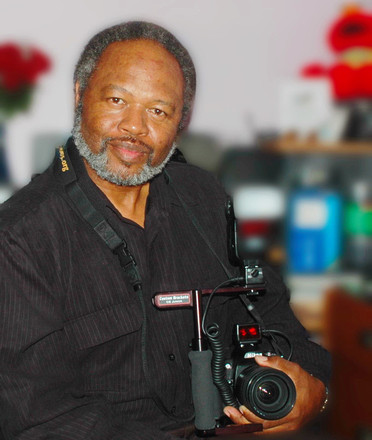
<box><xmin>103</xmin><ymin>84</ymin><xmax>132</xmax><ymax>95</ymax></box>
<box><xmin>102</xmin><ymin>84</ymin><xmax>176</xmax><ymax>109</ymax></box>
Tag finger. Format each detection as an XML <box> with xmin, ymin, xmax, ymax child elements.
<box><xmin>238</xmin><ymin>405</ymin><xmax>265</xmax><ymax>424</ymax></box>
<box><xmin>254</xmin><ymin>355</ymin><xmax>291</xmax><ymax>371</ymax></box>
<box><xmin>223</xmin><ymin>406</ymin><xmax>252</xmax><ymax>425</ymax></box>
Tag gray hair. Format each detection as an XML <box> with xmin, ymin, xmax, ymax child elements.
<box><xmin>74</xmin><ymin>21</ymin><xmax>196</xmax><ymax>132</ymax></box>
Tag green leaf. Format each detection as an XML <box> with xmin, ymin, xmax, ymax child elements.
<box><xmin>0</xmin><ymin>85</ymin><xmax>34</xmax><ymax>119</ymax></box>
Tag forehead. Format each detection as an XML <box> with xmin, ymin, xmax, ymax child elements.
<box><xmin>88</xmin><ymin>39</ymin><xmax>184</xmax><ymax>95</ymax></box>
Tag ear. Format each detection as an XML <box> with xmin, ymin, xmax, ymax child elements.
<box><xmin>74</xmin><ymin>82</ymin><xmax>82</xmax><ymax>109</ymax></box>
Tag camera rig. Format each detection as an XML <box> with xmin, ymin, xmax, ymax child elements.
<box><xmin>153</xmin><ymin>280</ymin><xmax>266</xmax><ymax>437</ymax></box>
<box><xmin>152</xmin><ymin>197</ymin><xmax>295</xmax><ymax>437</ymax></box>
<box><xmin>153</xmin><ymin>284</ymin><xmax>265</xmax><ymax>437</ymax></box>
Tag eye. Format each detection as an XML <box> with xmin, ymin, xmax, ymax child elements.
<box><xmin>149</xmin><ymin>108</ymin><xmax>167</xmax><ymax>119</ymax></box>
<box><xmin>108</xmin><ymin>97</ymin><xmax>125</xmax><ymax>105</ymax></box>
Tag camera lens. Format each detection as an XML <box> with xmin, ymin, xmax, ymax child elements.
<box><xmin>258</xmin><ymin>382</ymin><xmax>280</xmax><ymax>403</ymax></box>
<box><xmin>235</xmin><ymin>365</ymin><xmax>296</xmax><ymax>420</ymax></box>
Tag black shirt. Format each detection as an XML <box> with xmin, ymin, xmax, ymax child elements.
<box><xmin>0</xmin><ymin>139</ymin><xmax>331</xmax><ymax>439</ymax></box>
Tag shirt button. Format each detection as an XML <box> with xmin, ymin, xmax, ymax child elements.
<box><xmin>169</xmin><ymin>353</ymin><xmax>176</xmax><ymax>361</ymax></box>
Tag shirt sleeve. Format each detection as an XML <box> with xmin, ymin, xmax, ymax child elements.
<box><xmin>0</xmin><ymin>230</ymin><xmax>178</xmax><ymax>440</ymax></box>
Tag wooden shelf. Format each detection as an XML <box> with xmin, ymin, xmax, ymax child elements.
<box><xmin>263</xmin><ymin>138</ymin><xmax>372</xmax><ymax>155</ymax></box>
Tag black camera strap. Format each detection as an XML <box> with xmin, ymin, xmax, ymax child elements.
<box><xmin>55</xmin><ymin>146</ymin><xmax>142</xmax><ymax>291</ymax></box>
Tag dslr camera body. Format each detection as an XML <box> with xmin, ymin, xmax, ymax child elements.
<box><xmin>225</xmin><ymin>323</ymin><xmax>296</xmax><ymax>420</ymax></box>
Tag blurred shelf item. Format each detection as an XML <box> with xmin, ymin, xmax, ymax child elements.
<box><xmin>287</xmin><ymin>272</ymin><xmax>363</xmax><ymax>339</ymax></box>
<box><xmin>287</xmin><ymin>186</ymin><xmax>343</xmax><ymax>274</ymax></box>
<box><xmin>263</xmin><ymin>136</ymin><xmax>372</xmax><ymax>155</ymax></box>
<box><xmin>177</xmin><ymin>132</ymin><xmax>223</xmax><ymax>174</ymax></box>
<box><xmin>290</xmin><ymin>301</ymin><xmax>324</xmax><ymax>338</ymax></box>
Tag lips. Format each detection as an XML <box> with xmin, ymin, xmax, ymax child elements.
<box><xmin>107</xmin><ymin>139</ymin><xmax>151</xmax><ymax>164</ymax></box>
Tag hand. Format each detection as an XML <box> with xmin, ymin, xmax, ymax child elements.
<box><xmin>223</xmin><ymin>355</ymin><xmax>326</xmax><ymax>434</ymax></box>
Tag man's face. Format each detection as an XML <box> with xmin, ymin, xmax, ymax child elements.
<box><xmin>73</xmin><ymin>39</ymin><xmax>184</xmax><ymax>186</ymax></box>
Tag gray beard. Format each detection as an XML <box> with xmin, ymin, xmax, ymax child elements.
<box><xmin>72</xmin><ymin>106</ymin><xmax>176</xmax><ymax>187</ymax></box>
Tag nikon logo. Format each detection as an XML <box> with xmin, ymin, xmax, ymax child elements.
<box><xmin>59</xmin><ymin>147</ymin><xmax>69</xmax><ymax>172</ymax></box>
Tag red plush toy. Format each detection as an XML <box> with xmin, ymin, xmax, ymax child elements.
<box><xmin>302</xmin><ymin>4</ymin><xmax>372</xmax><ymax>100</ymax></box>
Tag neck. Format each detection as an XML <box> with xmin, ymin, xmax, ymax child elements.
<box><xmin>84</xmin><ymin>160</ymin><xmax>150</xmax><ymax>228</ymax></box>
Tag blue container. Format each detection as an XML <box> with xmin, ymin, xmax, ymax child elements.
<box><xmin>287</xmin><ymin>188</ymin><xmax>342</xmax><ymax>273</ymax></box>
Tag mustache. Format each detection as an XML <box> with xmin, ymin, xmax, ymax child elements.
<box><xmin>103</xmin><ymin>136</ymin><xmax>153</xmax><ymax>154</ymax></box>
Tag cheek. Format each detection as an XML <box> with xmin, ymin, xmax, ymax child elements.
<box><xmin>149</xmin><ymin>125</ymin><xmax>177</xmax><ymax>161</ymax></box>
<box><xmin>81</xmin><ymin>95</ymin><xmax>118</xmax><ymax>136</ymax></box>
<box><xmin>149</xmin><ymin>121</ymin><xmax>178</xmax><ymax>145</ymax></box>
<box><xmin>81</xmin><ymin>111</ymin><xmax>116</xmax><ymax>142</ymax></box>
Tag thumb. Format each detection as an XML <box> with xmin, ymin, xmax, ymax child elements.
<box><xmin>254</xmin><ymin>355</ymin><xmax>270</xmax><ymax>366</ymax></box>
<box><xmin>254</xmin><ymin>354</ymin><xmax>289</xmax><ymax>369</ymax></box>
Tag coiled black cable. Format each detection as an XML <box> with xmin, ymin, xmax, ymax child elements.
<box><xmin>205</xmin><ymin>323</ymin><xmax>239</xmax><ymax>408</ymax></box>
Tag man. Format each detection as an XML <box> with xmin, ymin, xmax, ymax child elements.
<box><xmin>0</xmin><ymin>22</ymin><xmax>330</xmax><ymax>439</ymax></box>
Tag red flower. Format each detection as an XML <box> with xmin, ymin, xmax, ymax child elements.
<box><xmin>0</xmin><ymin>43</ymin><xmax>51</xmax><ymax>92</ymax></box>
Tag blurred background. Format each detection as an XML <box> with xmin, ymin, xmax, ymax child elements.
<box><xmin>1</xmin><ymin>1</ymin><xmax>371</xmax><ymax>439</ymax></box>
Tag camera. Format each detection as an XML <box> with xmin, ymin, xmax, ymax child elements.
<box><xmin>224</xmin><ymin>323</ymin><xmax>296</xmax><ymax>420</ymax></box>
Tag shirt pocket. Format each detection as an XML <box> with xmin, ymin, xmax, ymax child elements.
<box><xmin>64</xmin><ymin>302</ymin><xmax>142</xmax><ymax>350</ymax></box>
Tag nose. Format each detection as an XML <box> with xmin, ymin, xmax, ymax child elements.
<box><xmin>118</xmin><ymin>104</ymin><xmax>149</xmax><ymax>137</ymax></box>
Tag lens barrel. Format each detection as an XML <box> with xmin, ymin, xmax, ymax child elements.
<box><xmin>235</xmin><ymin>365</ymin><xmax>296</xmax><ymax>420</ymax></box>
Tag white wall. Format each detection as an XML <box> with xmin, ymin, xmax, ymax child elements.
<box><xmin>0</xmin><ymin>0</ymin><xmax>361</xmax><ymax>185</ymax></box>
